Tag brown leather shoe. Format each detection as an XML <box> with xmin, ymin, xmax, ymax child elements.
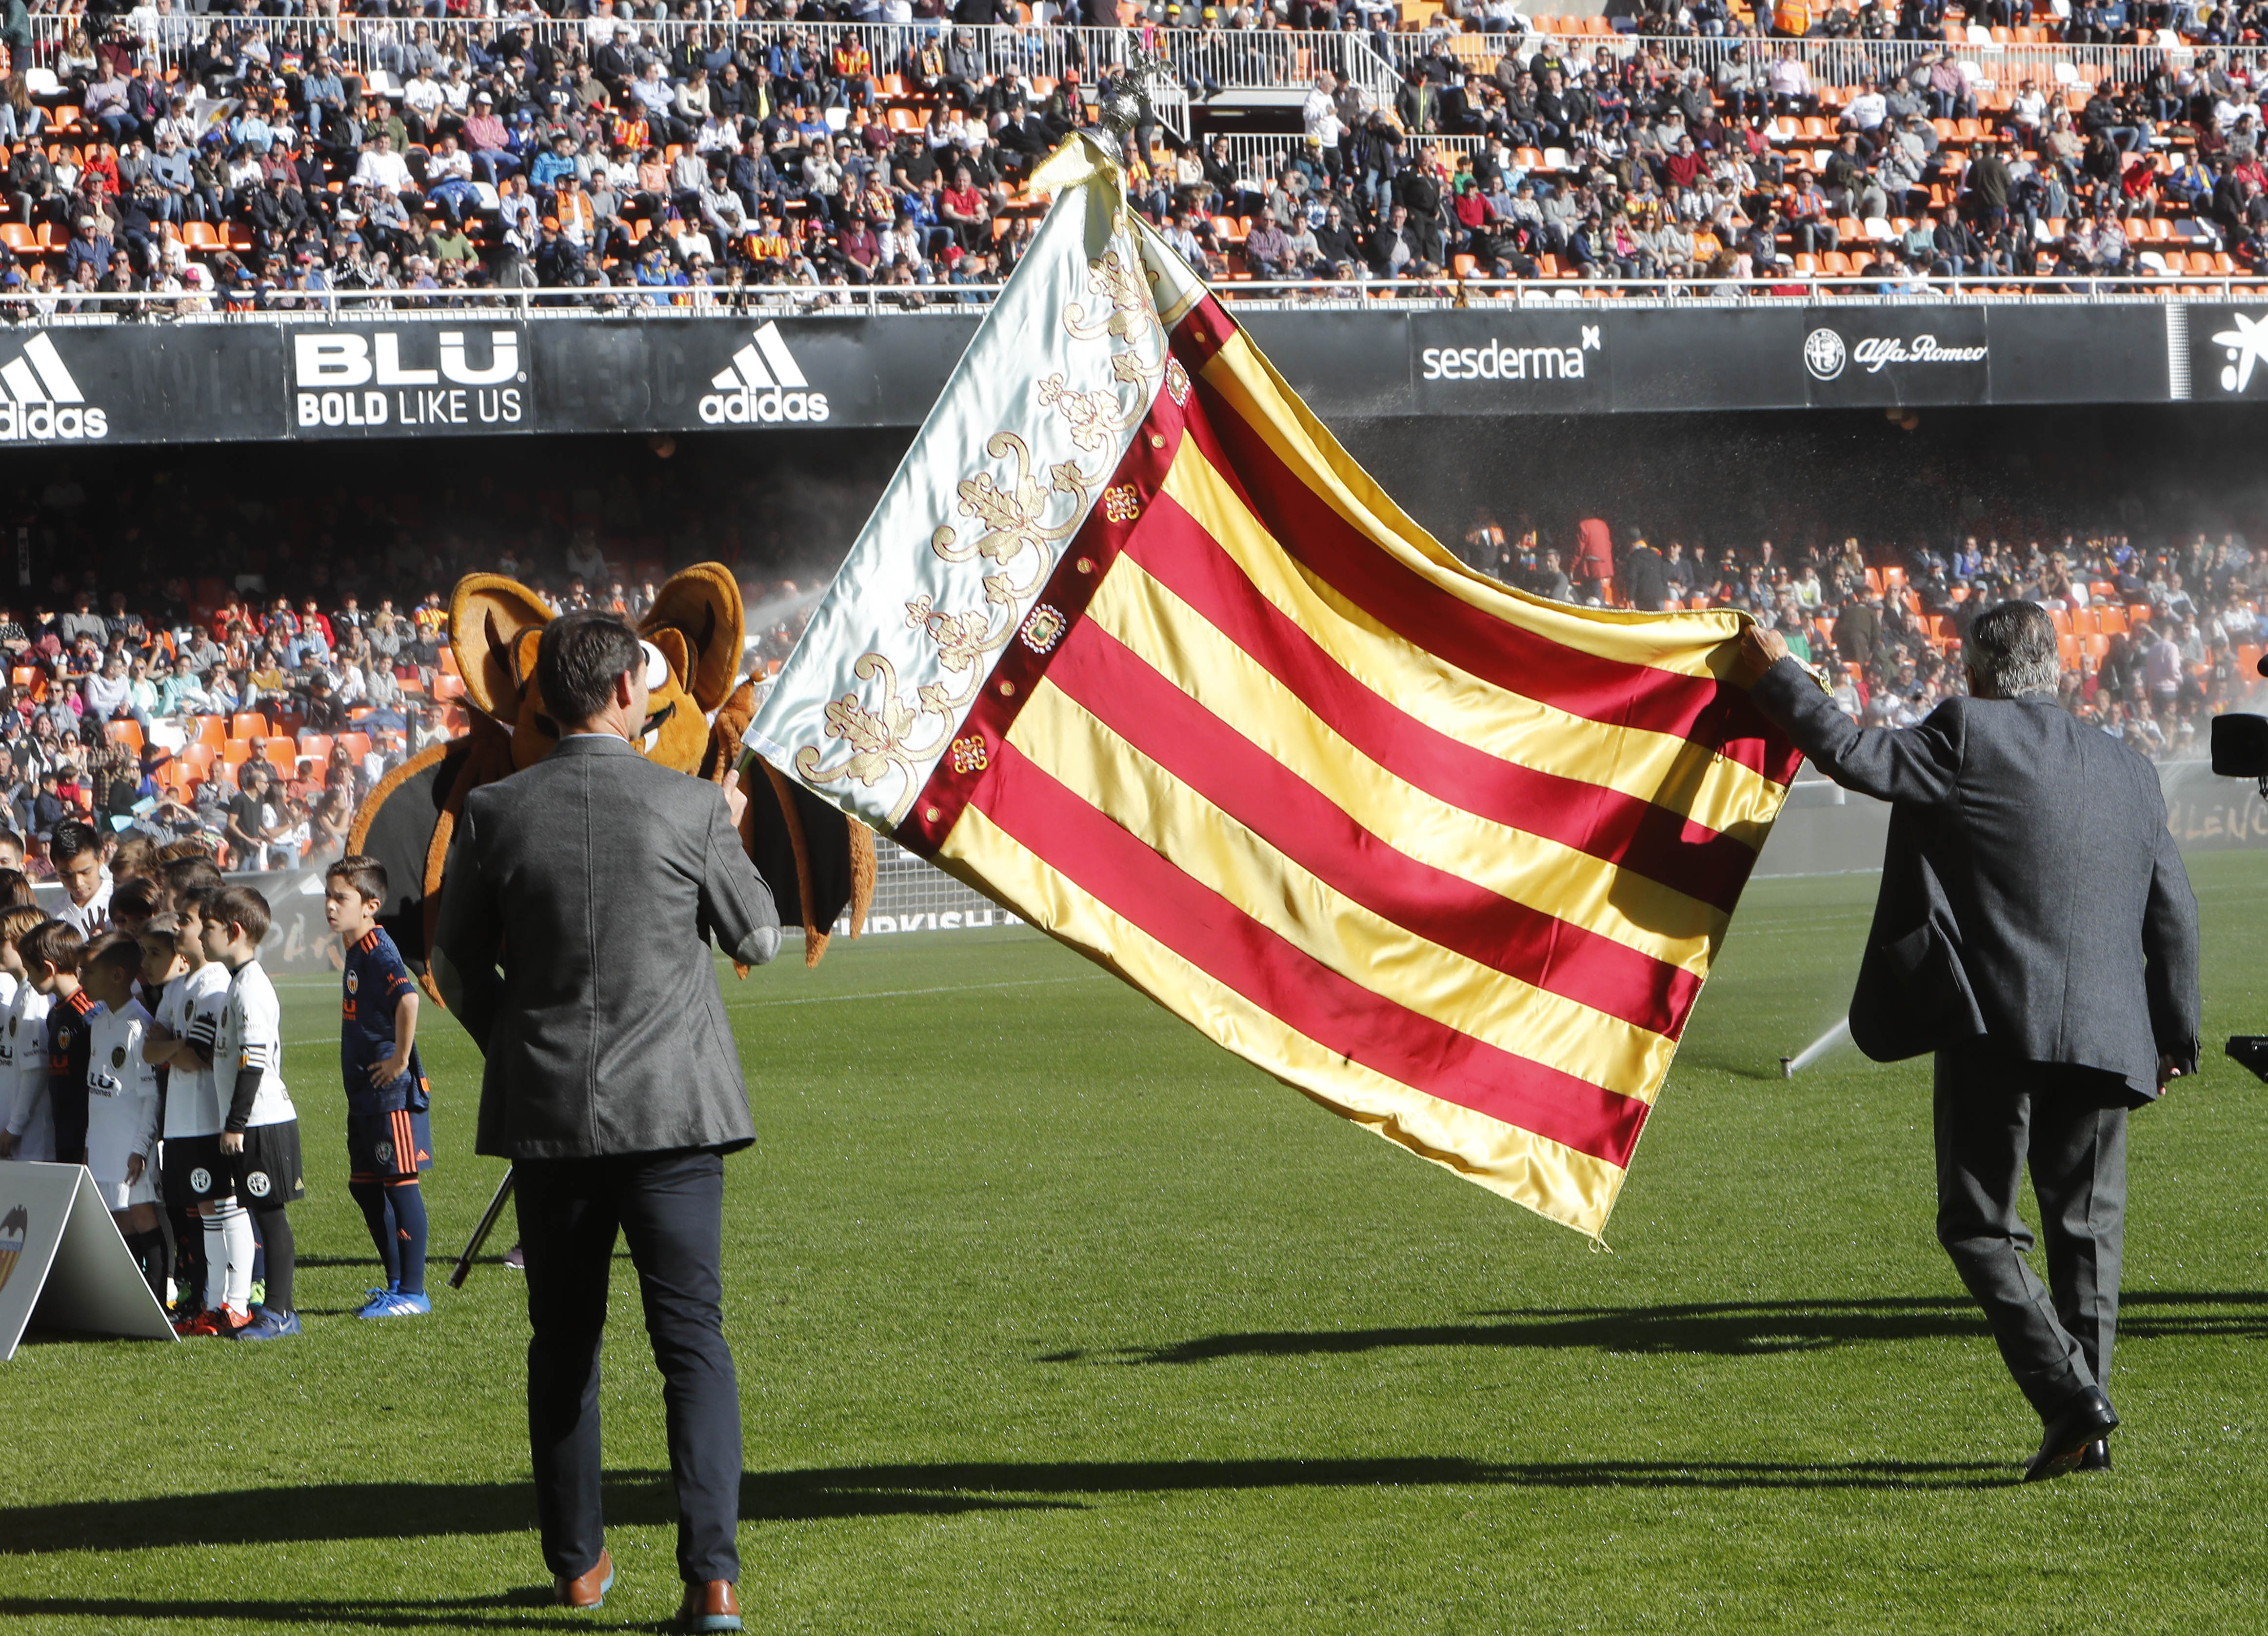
<box><xmin>676</xmin><ymin>1579</ymin><xmax>742</xmax><ymax>1632</ymax></box>
<box><xmin>552</xmin><ymin>1550</ymin><xmax>614</xmax><ymax>1609</ymax></box>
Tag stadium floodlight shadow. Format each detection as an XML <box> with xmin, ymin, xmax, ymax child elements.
<box><xmin>0</xmin><ymin>1442</ymin><xmax>2026</xmax><ymax>1571</ymax></box>
<box><xmin>0</xmin><ymin>1592</ymin><xmax>565</xmax><ymax>1632</ymax></box>
<box><xmin>740</xmin><ymin>1456</ymin><xmax>2012</xmax><ymax>1503</ymax></box>
<box><xmin>0</xmin><ymin>1460</ymin><xmax>2017</xmax><ymax>1626</ymax></box>
<box><xmin>1049</xmin><ymin>1291</ymin><xmax>2268</xmax><ymax>1368</ymax></box>
<box><xmin>0</xmin><ymin>1473</ymin><xmax>1060</xmax><ymax>1558</ymax></box>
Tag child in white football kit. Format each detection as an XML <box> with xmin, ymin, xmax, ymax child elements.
<box><xmin>203</xmin><ymin>886</ymin><xmax>303</xmax><ymax>1343</ymax></box>
<box><xmin>79</xmin><ymin>935</ymin><xmax>167</xmax><ymax>1301</ymax></box>
<box><xmin>137</xmin><ymin>914</ymin><xmax>201</xmax><ymax>1314</ymax></box>
<box><xmin>148</xmin><ymin>890</ymin><xmax>256</xmax><ymax>1336</ymax></box>
<box><xmin>0</xmin><ymin>904</ymin><xmax>52</xmax><ymax>1162</ymax></box>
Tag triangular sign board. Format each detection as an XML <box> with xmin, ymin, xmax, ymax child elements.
<box><xmin>0</xmin><ymin>1161</ymin><xmax>179</xmax><ymax>1360</ymax></box>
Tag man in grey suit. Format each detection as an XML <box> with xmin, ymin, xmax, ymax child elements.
<box><xmin>1736</xmin><ymin>600</ymin><xmax>2198</xmax><ymax>1481</ymax></box>
<box><xmin>434</xmin><ymin>612</ymin><xmax>780</xmax><ymax>1631</ymax></box>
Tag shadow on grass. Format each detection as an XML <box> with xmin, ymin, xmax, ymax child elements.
<box><xmin>0</xmin><ymin>1591</ymin><xmax>566</xmax><ymax>1632</ymax></box>
<box><xmin>0</xmin><ymin>1452</ymin><xmax>2016</xmax><ymax>1566</ymax></box>
<box><xmin>1050</xmin><ymin>1291</ymin><xmax>2268</xmax><ymax>1366</ymax></box>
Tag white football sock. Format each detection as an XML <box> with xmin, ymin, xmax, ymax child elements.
<box><xmin>204</xmin><ymin>1202</ymin><xmax>254</xmax><ymax>1311</ymax></box>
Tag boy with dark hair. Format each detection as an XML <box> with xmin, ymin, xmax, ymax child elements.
<box><xmin>202</xmin><ymin>884</ymin><xmax>303</xmax><ymax>1341</ymax></box>
<box><xmin>161</xmin><ymin>852</ymin><xmax>226</xmax><ymax>909</ymax></box>
<box><xmin>0</xmin><ymin>905</ymin><xmax>54</xmax><ymax>1161</ymax></box>
<box><xmin>48</xmin><ymin>819</ymin><xmax>112</xmax><ymax>938</ymax></box>
<box><xmin>109</xmin><ymin>834</ymin><xmax>158</xmax><ymax>884</ymax></box>
<box><xmin>80</xmin><ymin>934</ymin><xmax>167</xmax><ymax>1301</ymax></box>
<box><xmin>109</xmin><ymin>876</ymin><xmax>163</xmax><ymax>941</ymax></box>
<box><xmin>324</xmin><ymin>854</ymin><xmax>434</xmax><ymax>1317</ymax></box>
<box><xmin>151</xmin><ymin>888</ymin><xmax>253</xmax><ymax>1335</ymax></box>
<box><xmin>25</xmin><ymin>919</ymin><xmax>93</xmax><ymax>1169</ymax></box>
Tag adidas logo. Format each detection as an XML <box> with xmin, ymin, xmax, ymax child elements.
<box><xmin>698</xmin><ymin>322</ymin><xmax>830</xmax><ymax>425</ymax></box>
<box><xmin>0</xmin><ymin>334</ymin><xmax>107</xmax><ymax>441</ymax></box>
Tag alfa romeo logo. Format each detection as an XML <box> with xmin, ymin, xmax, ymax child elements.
<box><xmin>245</xmin><ymin>1170</ymin><xmax>272</xmax><ymax>1199</ymax></box>
<box><xmin>1803</xmin><ymin>327</ymin><xmax>1847</xmax><ymax>381</ymax></box>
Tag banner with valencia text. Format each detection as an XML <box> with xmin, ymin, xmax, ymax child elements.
<box><xmin>745</xmin><ymin>140</ymin><xmax>1802</xmax><ymax>1236</ymax></box>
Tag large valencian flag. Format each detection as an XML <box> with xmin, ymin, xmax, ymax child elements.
<box><xmin>745</xmin><ymin>139</ymin><xmax>1802</xmax><ymax>1237</ymax></box>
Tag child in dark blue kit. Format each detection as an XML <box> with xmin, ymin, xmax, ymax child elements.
<box><xmin>325</xmin><ymin>856</ymin><xmax>434</xmax><ymax>1318</ymax></box>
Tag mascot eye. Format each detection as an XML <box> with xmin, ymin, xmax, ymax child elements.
<box><xmin>638</xmin><ymin>639</ymin><xmax>669</xmax><ymax>691</ymax></box>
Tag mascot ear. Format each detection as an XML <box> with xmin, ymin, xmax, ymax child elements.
<box><xmin>451</xmin><ymin>575</ymin><xmax>556</xmax><ymax>722</ymax></box>
<box><xmin>640</xmin><ymin>563</ymin><xmax>744</xmax><ymax>714</ymax></box>
<box><xmin>648</xmin><ymin>626</ymin><xmax>691</xmax><ymax>688</ymax></box>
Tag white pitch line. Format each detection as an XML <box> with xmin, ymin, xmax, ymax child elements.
<box><xmin>726</xmin><ymin>973</ymin><xmax>1108</xmax><ymax>1011</ymax></box>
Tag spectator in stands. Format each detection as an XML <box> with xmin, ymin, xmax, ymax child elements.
<box><xmin>353</xmin><ymin>132</ymin><xmax>415</xmax><ymax>198</ymax></box>
<box><xmin>1622</xmin><ymin>535</ymin><xmax>1671</xmax><ymax>612</ymax></box>
<box><xmin>83</xmin><ymin>58</ymin><xmax>134</xmax><ymax>147</ymax></box>
<box><xmin>82</xmin><ymin>656</ymin><xmax>152</xmax><ymax>739</ymax></box>
<box><xmin>225</xmin><ymin>762</ymin><xmax>290</xmax><ymax>873</ymax></box>
<box><xmin>60</xmin><ymin>594</ymin><xmax>107</xmax><ymax>652</ymax></box>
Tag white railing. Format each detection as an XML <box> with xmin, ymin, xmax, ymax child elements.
<box><xmin>11</xmin><ymin>19</ymin><xmax>1400</xmax><ymax>110</ymax></box>
<box><xmin>1185</xmin><ymin>271</ymin><xmax>2268</xmax><ymax>303</ymax></box>
<box><xmin>11</xmin><ymin>19</ymin><xmax>1227</xmax><ymax>136</ymax></box>
<box><xmin>1208</xmin><ymin>131</ymin><xmax>1490</xmax><ymax>190</ymax></box>
<box><xmin>1384</xmin><ymin>27</ymin><xmax>2234</xmax><ymax>93</ymax></box>
<box><xmin>4</xmin><ymin>272</ymin><xmax>2265</xmax><ymax>323</ymax></box>
<box><xmin>20</xmin><ymin>17</ymin><xmax>2254</xmax><ymax>102</ymax></box>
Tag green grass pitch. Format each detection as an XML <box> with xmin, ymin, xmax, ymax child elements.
<box><xmin>4</xmin><ymin>853</ymin><xmax>2267</xmax><ymax>1634</ymax></box>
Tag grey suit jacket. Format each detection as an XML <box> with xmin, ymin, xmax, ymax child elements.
<box><xmin>1752</xmin><ymin>658</ymin><xmax>2199</xmax><ymax>1098</ymax></box>
<box><xmin>432</xmin><ymin>733</ymin><xmax>782</xmax><ymax>1160</ymax></box>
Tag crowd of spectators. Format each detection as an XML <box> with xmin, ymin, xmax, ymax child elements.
<box><xmin>5</xmin><ymin>5</ymin><xmax>2268</xmax><ymax>306</ymax></box>
<box><xmin>0</xmin><ymin>445</ymin><xmax>823</xmax><ymax>877</ymax></box>
<box><xmin>0</xmin><ymin>4</ymin><xmax>1112</xmax><ymax>307</ymax></box>
<box><xmin>1214</xmin><ymin>33</ymin><xmax>2268</xmax><ymax>285</ymax></box>
<box><xmin>1460</xmin><ymin>515</ymin><xmax>2268</xmax><ymax>755</ymax></box>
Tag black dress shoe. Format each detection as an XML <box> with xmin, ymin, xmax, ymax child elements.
<box><xmin>2078</xmin><ymin>1439</ymin><xmax>2111</xmax><ymax>1473</ymax></box>
<box><xmin>2025</xmin><ymin>1388</ymin><xmax>2118</xmax><ymax>1482</ymax></box>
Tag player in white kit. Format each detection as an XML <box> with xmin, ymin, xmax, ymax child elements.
<box><xmin>80</xmin><ymin>936</ymin><xmax>167</xmax><ymax>1299</ymax></box>
<box><xmin>0</xmin><ymin>905</ymin><xmax>55</xmax><ymax>1163</ymax></box>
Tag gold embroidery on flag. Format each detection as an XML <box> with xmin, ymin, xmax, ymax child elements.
<box><xmin>1035</xmin><ymin>375</ymin><xmax>1126</xmax><ymax>451</ymax></box>
<box><xmin>801</xmin><ymin>431</ymin><xmax>1109</xmax><ymax>821</ymax></box>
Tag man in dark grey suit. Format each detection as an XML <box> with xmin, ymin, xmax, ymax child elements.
<box><xmin>1736</xmin><ymin>601</ymin><xmax>2198</xmax><ymax>1481</ymax></box>
<box><xmin>434</xmin><ymin>612</ymin><xmax>780</xmax><ymax>1631</ymax></box>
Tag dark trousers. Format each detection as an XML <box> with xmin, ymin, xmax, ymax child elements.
<box><xmin>1933</xmin><ymin>1049</ymin><xmax>2130</xmax><ymax>1419</ymax></box>
<box><xmin>517</xmin><ymin>1149</ymin><xmax>740</xmax><ymax>1585</ymax></box>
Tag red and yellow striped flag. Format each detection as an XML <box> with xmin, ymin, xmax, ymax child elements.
<box><xmin>747</xmin><ymin>152</ymin><xmax>1801</xmax><ymax>1236</ymax></box>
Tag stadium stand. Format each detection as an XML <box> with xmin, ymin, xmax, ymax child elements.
<box><xmin>0</xmin><ymin>448</ymin><xmax>825</xmax><ymax>875</ymax></box>
<box><xmin>2</xmin><ymin>10</ymin><xmax>2268</xmax><ymax>303</ymax></box>
<box><xmin>0</xmin><ymin>420</ymin><xmax>2255</xmax><ymax>883</ymax></box>
<box><xmin>0</xmin><ymin>8</ymin><xmax>2255</xmax><ymax>870</ymax></box>
<box><xmin>1459</xmin><ymin>516</ymin><xmax>2267</xmax><ymax>758</ymax></box>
